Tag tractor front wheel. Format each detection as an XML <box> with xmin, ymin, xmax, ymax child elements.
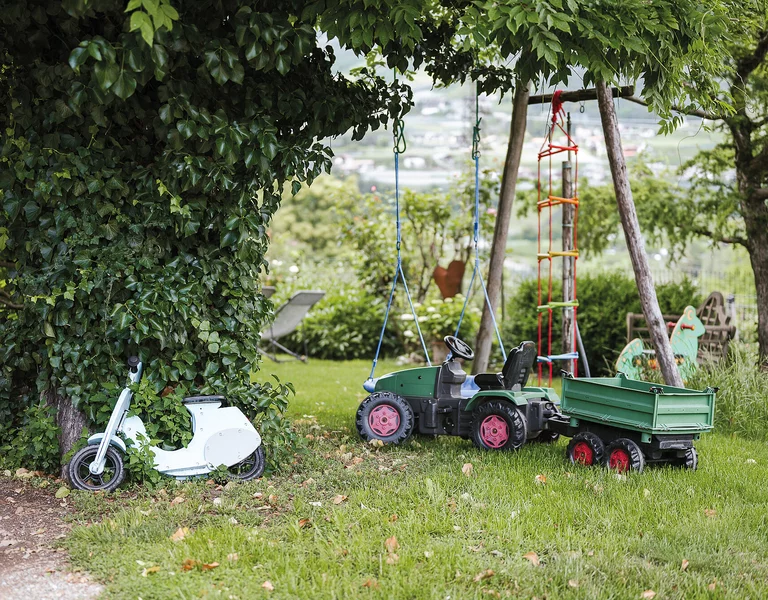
<box><xmin>605</xmin><ymin>438</ymin><xmax>645</xmax><ymax>473</ymax></box>
<box><xmin>356</xmin><ymin>392</ymin><xmax>415</xmax><ymax>445</ymax></box>
<box><xmin>471</xmin><ymin>401</ymin><xmax>527</xmax><ymax>451</ymax></box>
<box><xmin>566</xmin><ymin>432</ymin><xmax>605</xmax><ymax>466</ymax></box>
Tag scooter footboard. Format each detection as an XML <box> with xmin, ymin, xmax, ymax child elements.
<box><xmin>204</xmin><ymin>427</ymin><xmax>262</xmax><ymax>467</ymax></box>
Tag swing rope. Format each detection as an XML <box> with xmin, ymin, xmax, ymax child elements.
<box><xmin>454</xmin><ymin>84</ymin><xmax>506</xmax><ymax>361</ymax></box>
<box><xmin>367</xmin><ymin>73</ymin><xmax>431</xmax><ymax>383</ymax></box>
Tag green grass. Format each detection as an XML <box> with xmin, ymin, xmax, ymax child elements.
<box><xmin>66</xmin><ymin>360</ymin><xmax>768</xmax><ymax>599</ymax></box>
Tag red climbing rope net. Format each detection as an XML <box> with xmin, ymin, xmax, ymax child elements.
<box><xmin>537</xmin><ymin>90</ymin><xmax>580</xmax><ymax>385</ymax></box>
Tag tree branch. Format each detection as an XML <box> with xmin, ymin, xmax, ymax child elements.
<box><xmin>736</xmin><ymin>30</ymin><xmax>768</xmax><ymax>81</ymax></box>
<box><xmin>0</xmin><ymin>260</ymin><xmax>15</xmax><ymax>269</ymax></box>
<box><xmin>0</xmin><ymin>289</ymin><xmax>23</xmax><ymax>310</ymax></box>
<box><xmin>623</xmin><ymin>95</ymin><xmax>725</xmax><ymax>120</ymax></box>
<box><xmin>691</xmin><ymin>227</ymin><xmax>748</xmax><ymax>247</ymax></box>
<box><xmin>750</xmin><ymin>188</ymin><xmax>768</xmax><ymax>202</ymax></box>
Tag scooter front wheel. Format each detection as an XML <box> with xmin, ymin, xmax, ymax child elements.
<box><xmin>228</xmin><ymin>446</ymin><xmax>265</xmax><ymax>481</ymax></box>
<box><xmin>68</xmin><ymin>445</ymin><xmax>126</xmax><ymax>492</ymax></box>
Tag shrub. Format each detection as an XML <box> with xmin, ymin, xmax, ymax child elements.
<box><xmin>287</xmin><ymin>287</ymin><xmax>404</xmax><ymax>361</ymax></box>
<box><xmin>503</xmin><ymin>272</ymin><xmax>702</xmax><ymax>376</ymax></box>
<box><xmin>0</xmin><ymin>402</ymin><xmax>60</xmax><ymax>473</ymax></box>
<box><xmin>399</xmin><ymin>295</ymin><xmax>481</xmax><ymax>353</ymax></box>
<box><xmin>688</xmin><ymin>342</ymin><xmax>768</xmax><ymax>441</ymax></box>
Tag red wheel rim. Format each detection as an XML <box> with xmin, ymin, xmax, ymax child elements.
<box><xmin>572</xmin><ymin>441</ymin><xmax>594</xmax><ymax>465</ymax></box>
<box><xmin>479</xmin><ymin>415</ymin><xmax>509</xmax><ymax>449</ymax></box>
<box><xmin>369</xmin><ymin>404</ymin><xmax>400</xmax><ymax>437</ymax></box>
<box><xmin>609</xmin><ymin>448</ymin><xmax>631</xmax><ymax>473</ymax></box>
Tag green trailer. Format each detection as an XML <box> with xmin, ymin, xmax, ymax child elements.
<box><xmin>547</xmin><ymin>372</ymin><xmax>717</xmax><ymax>472</ymax></box>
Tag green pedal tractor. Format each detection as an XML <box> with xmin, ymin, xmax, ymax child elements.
<box><xmin>357</xmin><ymin>336</ymin><xmax>716</xmax><ymax>472</ymax></box>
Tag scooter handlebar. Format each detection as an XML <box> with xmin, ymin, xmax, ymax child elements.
<box><xmin>127</xmin><ymin>356</ymin><xmax>141</xmax><ymax>372</ymax></box>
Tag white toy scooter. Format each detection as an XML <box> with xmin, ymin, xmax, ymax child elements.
<box><xmin>68</xmin><ymin>356</ymin><xmax>265</xmax><ymax>492</ymax></box>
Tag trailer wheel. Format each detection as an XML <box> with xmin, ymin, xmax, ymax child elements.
<box><xmin>605</xmin><ymin>438</ymin><xmax>645</xmax><ymax>473</ymax></box>
<box><xmin>356</xmin><ymin>392</ymin><xmax>415</xmax><ymax>445</ymax></box>
<box><xmin>471</xmin><ymin>401</ymin><xmax>527</xmax><ymax>451</ymax></box>
<box><xmin>672</xmin><ymin>447</ymin><xmax>698</xmax><ymax>470</ymax></box>
<box><xmin>566</xmin><ymin>432</ymin><xmax>605</xmax><ymax>466</ymax></box>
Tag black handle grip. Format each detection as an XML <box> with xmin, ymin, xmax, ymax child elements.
<box><xmin>127</xmin><ymin>356</ymin><xmax>140</xmax><ymax>372</ymax></box>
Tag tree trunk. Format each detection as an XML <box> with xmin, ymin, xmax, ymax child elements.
<box><xmin>48</xmin><ymin>390</ymin><xmax>89</xmax><ymax>478</ymax></box>
<box><xmin>596</xmin><ymin>81</ymin><xmax>684</xmax><ymax>387</ymax></box>
<box><xmin>742</xmin><ymin>195</ymin><xmax>768</xmax><ymax>364</ymax></box>
<box><xmin>473</xmin><ymin>80</ymin><xmax>530</xmax><ymax>374</ymax></box>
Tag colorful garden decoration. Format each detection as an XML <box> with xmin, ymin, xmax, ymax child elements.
<box><xmin>616</xmin><ymin>305</ymin><xmax>705</xmax><ymax>380</ymax></box>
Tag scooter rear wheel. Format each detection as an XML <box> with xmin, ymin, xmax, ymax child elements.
<box><xmin>68</xmin><ymin>445</ymin><xmax>126</xmax><ymax>493</ymax></box>
<box><xmin>228</xmin><ymin>446</ymin><xmax>266</xmax><ymax>481</ymax></box>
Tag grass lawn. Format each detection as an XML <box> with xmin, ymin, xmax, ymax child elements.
<box><xmin>66</xmin><ymin>359</ymin><xmax>768</xmax><ymax>599</ymax></box>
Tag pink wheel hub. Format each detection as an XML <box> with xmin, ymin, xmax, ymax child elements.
<box><xmin>480</xmin><ymin>415</ymin><xmax>509</xmax><ymax>449</ymax></box>
<box><xmin>369</xmin><ymin>404</ymin><xmax>400</xmax><ymax>437</ymax></box>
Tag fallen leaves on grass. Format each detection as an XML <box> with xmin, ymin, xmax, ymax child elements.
<box><xmin>535</xmin><ymin>474</ymin><xmax>547</xmax><ymax>485</ymax></box>
<box><xmin>262</xmin><ymin>581</ymin><xmax>274</xmax><ymax>591</ymax></box>
<box><xmin>298</xmin><ymin>518</ymin><xmax>312</xmax><ymax>529</ymax></box>
<box><xmin>55</xmin><ymin>486</ymin><xmax>70</xmax><ymax>499</ymax></box>
<box><xmin>568</xmin><ymin>579</ymin><xmax>579</xmax><ymax>588</ymax></box>
<box><xmin>704</xmin><ymin>508</ymin><xmax>717</xmax><ymax>518</ymax></box>
<box><xmin>310</xmin><ymin>501</ymin><xmax>322</xmax><ymax>507</ymax></box>
<box><xmin>362</xmin><ymin>578</ymin><xmax>380</xmax><ymax>589</ymax></box>
<box><xmin>424</xmin><ymin>551</ymin><xmax>433</xmax><ymax>559</ymax></box>
<box><xmin>333</xmin><ymin>495</ymin><xmax>348</xmax><ymax>505</ymax></box>
<box><xmin>227</xmin><ymin>553</ymin><xmax>239</xmax><ymax>562</ymax></box>
<box><xmin>170</xmin><ymin>496</ymin><xmax>185</xmax><ymax>506</ymax></box>
<box><xmin>201</xmin><ymin>562</ymin><xmax>219</xmax><ymax>571</ymax></box>
<box><xmin>640</xmin><ymin>590</ymin><xmax>656</xmax><ymax>599</ymax></box>
<box><xmin>462</xmin><ymin>463</ymin><xmax>474</xmax><ymax>477</ymax></box>
<box><xmin>389</xmin><ymin>514</ymin><xmax>398</xmax><ymax>522</ymax></box>
<box><xmin>523</xmin><ymin>551</ymin><xmax>540</xmax><ymax>566</ymax></box>
<box><xmin>181</xmin><ymin>559</ymin><xmax>199</xmax><ymax>571</ymax></box>
<box><xmin>385</xmin><ymin>535</ymin><xmax>400</xmax><ymax>565</ymax></box>
<box><xmin>473</xmin><ymin>569</ymin><xmax>494</xmax><ymax>582</ymax></box>
<box><xmin>170</xmin><ymin>527</ymin><xmax>190</xmax><ymax>543</ymax></box>
<box><xmin>708</xmin><ymin>580</ymin><xmax>717</xmax><ymax>592</ymax></box>
<box><xmin>681</xmin><ymin>559</ymin><xmax>689</xmax><ymax>571</ymax></box>
<box><xmin>369</xmin><ymin>439</ymin><xmax>384</xmax><ymax>448</ymax></box>
<box><xmin>141</xmin><ymin>566</ymin><xmax>160</xmax><ymax>577</ymax></box>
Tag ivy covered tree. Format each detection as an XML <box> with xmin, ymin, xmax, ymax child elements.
<box><xmin>0</xmin><ymin>0</ymin><xmax>406</xmax><ymax>471</ymax></box>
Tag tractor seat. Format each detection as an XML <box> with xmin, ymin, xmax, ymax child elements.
<box><xmin>182</xmin><ymin>395</ymin><xmax>227</xmax><ymax>405</ymax></box>
<box><xmin>475</xmin><ymin>341</ymin><xmax>537</xmax><ymax>391</ymax></box>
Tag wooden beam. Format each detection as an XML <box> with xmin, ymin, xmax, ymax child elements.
<box><xmin>596</xmin><ymin>81</ymin><xmax>684</xmax><ymax>388</ymax></box>
<box><xmin>528</xmin><ymin>86</ymin><xmax>635</xmax><ymax>106</ymax></box>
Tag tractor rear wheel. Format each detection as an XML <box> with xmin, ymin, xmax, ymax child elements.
<box><xmin>470</xmin><ymin>401</ymin><xmax>527</xmax><ymax>451</ymax></box>
<box><xmin>605</xmin><ymin>438</ymin><xmax>645</xmax><ymax>473</ymax></box>
<box><xmin>566</xmin><ymin>432</ymin><xmax>605</xmax><ymax>466</ymax></box>
<box><xmin>356</xmin><ymin>392</ymin><xmax>415</xmax><ymax>445</ymax></box>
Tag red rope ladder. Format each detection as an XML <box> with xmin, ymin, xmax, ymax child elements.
<box><xmin>536</xmin><ymin>90</ymin><xmax>580</xmax><ymax>385</ymax></box>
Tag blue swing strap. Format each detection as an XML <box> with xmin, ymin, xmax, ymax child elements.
<box><xmin>368</xmin><ymin>74</ymin><xmax>431</xmax><ymax>383</ymax></box>
<box><xmin>454</xmin><ymin>84</ymin><xmax>506</xmax><ymax>361</ymax></box>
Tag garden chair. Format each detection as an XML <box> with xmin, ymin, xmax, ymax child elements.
<box><xmin>259</xmin><ymin>290</ymin><xmax>325</xmax><ymax>363</ymax></box>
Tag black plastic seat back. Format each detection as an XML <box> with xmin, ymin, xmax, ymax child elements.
<box><xmin>502</xmin><ymin>341</ymin><xmax>537</xmax><ymax>390</ymax></box>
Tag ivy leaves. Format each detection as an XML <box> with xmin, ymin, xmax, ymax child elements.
<box><xmin>126</xmin><ymin>0</ymin><xmax>179</xmax><ymax>46</ymax></box>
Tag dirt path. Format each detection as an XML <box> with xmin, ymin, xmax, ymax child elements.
<box><xmin>0</xmin><ymin>474</ymin><xmax>102</xmax><ymax>600</ymax></box>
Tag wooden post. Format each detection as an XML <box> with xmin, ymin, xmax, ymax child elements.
<box><xmin>561</xmin><ymin>112</ymin><xmax>575</xmax><ymax>373</ymax></box>
<box><xmin>473</xmin><ymin>80</ymin><xmax>530</xmax><ymax>374</ymax></box>
<box><xmin>595</xmin><ymin>81</ymin><xmax>683</xmax><ymax>387</ymax></box>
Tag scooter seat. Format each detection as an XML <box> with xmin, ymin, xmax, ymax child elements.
<box><xmin>182</xmin><ymin>395</ymin><xmax>227</xmax><ymax>405</ymax></box>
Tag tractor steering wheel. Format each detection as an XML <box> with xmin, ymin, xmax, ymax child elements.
<box><xmin>444</xmin><ymin>335</ymin><xmax>475</xmax><ymax>361</ymax></box>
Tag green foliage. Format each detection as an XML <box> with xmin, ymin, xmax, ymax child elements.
<box><xmin>503</xmin><ymin>272</ymin><xmax>702</xmax><ymax>375</ymax></box>
<box><xmin>0</xmin><ymin>1</ymin><xmax>407</xmax><ymax>471</ymax></box>
<box><xmin>124</xmin><ymin>435</ymin><xmax>165</xmax><ymax>488</ymax></box>
<box><xmin>688</xmin><ymin>342</ymin><xmax>768</xmax><ymax>442</ymax></box>
<box><xmin>575</xmin><ymin>161</ymin><xmax>748</xmax><ymax>258</ymax></box>
<box><xmin>0</xmin><ymin>402</ymin><xmax>60</xmax><ymax>473</ymax></box>
<box><xmin>402</xmin><ymin>295</ymin><xmax>481</xmax><ymax>349</ymax></box>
